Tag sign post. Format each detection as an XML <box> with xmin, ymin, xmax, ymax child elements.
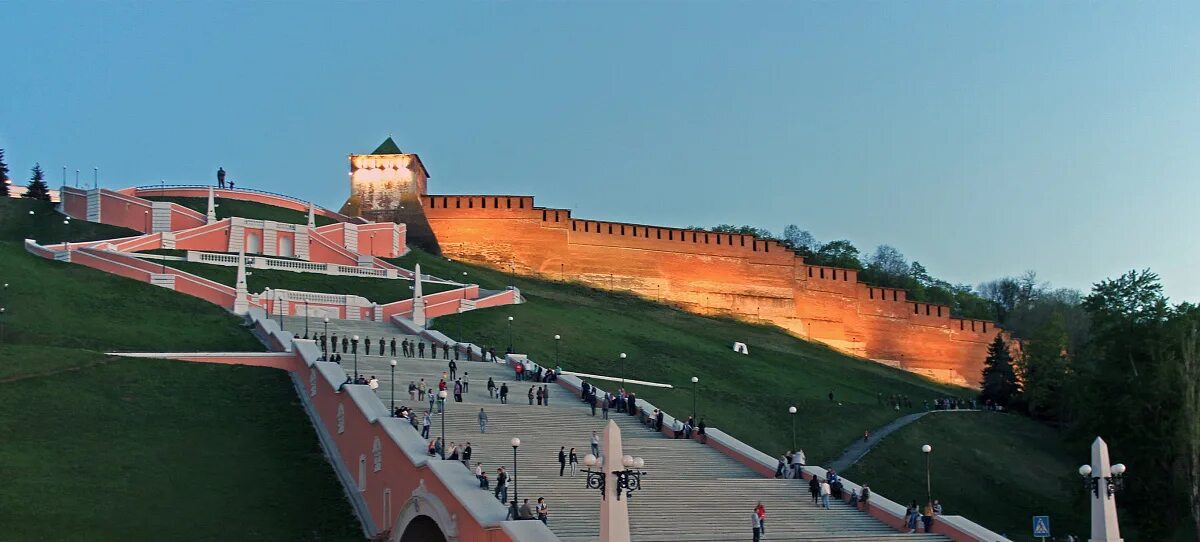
<box><xmin>1032</xmin><ymin>515</ymin><xmax>1051</xmax><ymax>540</ymax></box>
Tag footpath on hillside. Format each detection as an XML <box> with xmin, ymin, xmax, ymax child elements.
<box><xmin>829</xmin><ymin>410</ymin><xmax>977</xmax><ymax>472</ymax></box>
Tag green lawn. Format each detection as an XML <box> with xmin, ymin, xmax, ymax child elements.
<box><xmin>0</xmin><ymin>206</ymin><xmax>362</xmax><ymax>540</ymax></box>
<box><xmin>0</xmin><ymin>242</ymin><xmax>261</xmax><ymax>352</ymax></box>
<box><xmin>844</xmin><ymin>411</ymin><xmax>1086</xmax><ymax>542</ymax></box>
<box><xmin>392</xmin><ymin>248</ymin><xmax>969</xmax><ymax>464</ymax></box>
<box><xmin>0</xmin><ymin>353</ymin><xmax>361</xmax><ymax>542</ymax></box>
<box><xmin>1</xmin><ymin>197</ymin><xmax>140</xmax><ymax>244</ymax></box>
<box><xmin>142</xmin><ymin>195</ymin><xmax>338</xmax><ymax>226</ymax></box>
<box><xmin>159</xmin><ymin>259</ymin><xmax>457</xmax><ymax>303</ymax></box>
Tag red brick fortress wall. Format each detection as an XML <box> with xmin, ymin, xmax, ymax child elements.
<box><xmin>420</xmin><ymin>194</ymin><xmax>997</xmax><ymax>386</ymax></box>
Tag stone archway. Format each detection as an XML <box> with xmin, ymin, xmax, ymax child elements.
<box><xmin>398</xmin><ymin>516</ymin><xmax>445</xmax><ymax>542</ymax></box>
<box><xmin>390</xmin><ymin>480</ymin><xmax>458</xmax><ymax>542</ymax></box>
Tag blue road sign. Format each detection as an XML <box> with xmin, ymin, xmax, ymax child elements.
<box><xmin>1032</xmin><ymin>516</ymin><xmax>1051</xmax><ymax>538</ymax></box>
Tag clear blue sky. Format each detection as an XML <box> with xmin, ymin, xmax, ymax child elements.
<box><xmin>4</xmin><ymin>2</ymin><xmax>1198</xmax><ymax>301</ymax></box>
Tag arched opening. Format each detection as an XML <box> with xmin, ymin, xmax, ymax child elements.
<box><xmin>278</xmin><ymin>235</ymin><xmax>293</xmax><ymax>258</ymax></box>
<box><xmin>246</xmin><ymin>232</ymin><xmax>261</xmax><ymax>253</ymax></box>
<box><xmin>399</xmin><ymin>515</ymin><xmax>445</xmax><ymax>542</ymax></box>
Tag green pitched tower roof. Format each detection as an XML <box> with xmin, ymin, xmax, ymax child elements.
<box><xmin>371</xmin><ymin>137</ymin><xmax>404</xmax><ymax>155</ymax></box>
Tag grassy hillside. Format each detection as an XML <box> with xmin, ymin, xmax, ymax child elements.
<box><xmin>0</xmin><ymin>201</ymin><xmax>361</xmax><ymax>540</ymax></box>
<box><xmin>0</xmin><ymin>243</ymin><xmax>261</xmax><ymax>352</ymax></box>
<box><xmin>845</xmin><ymin>411</ymin><xmax>1086</xmax><ymax>542</ymax></box>
<box><xmin>392</xmin><ymin>248</ymin><xmax>969</xmax><ymax>464</ymax></box>
<box><xmin>142</xmin><ymin>195</ymin><xmax>338</xmax><ymax>226</ymax></box>
<box><xmin>1</xmin><ymin>197</ymin><xmax>139</xmax><ymax>244</ymax></box>
<box><xmin>0</xmin><ymin>352</ymin><xmax>361</xmax><ymax>542</ymax></box>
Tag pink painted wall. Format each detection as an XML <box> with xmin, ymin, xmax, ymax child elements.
<box><xmin>167</xmin><ymin>347</ymin><xmax>519</xmax><ymax>541</ymax></box>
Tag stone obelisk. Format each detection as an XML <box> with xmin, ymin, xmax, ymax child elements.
<box><xmin>1089</xmin><ymin>437</ymin><xmax>1123</xmax><ymax>542</ymax></box>
<box><xmin>412</xmin><ymin>263</ymin><xmax>427</xmax><ymax>327</ymax></box>
<box><xmin>599</xmin><ymin>419</ymin><xmax>631</xmax><ymax>542</ymax></box>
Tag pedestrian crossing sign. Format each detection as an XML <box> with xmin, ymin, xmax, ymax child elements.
<box><xmin>1032</xmin><ymin>516</ymin><xmax>1051</xmax><ymax>538</ymax></box>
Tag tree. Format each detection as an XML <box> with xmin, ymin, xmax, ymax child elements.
<box><xmin>781</xmin><ymin>225</ymin><xmax>817</xmax><ymax>252</ymax></box>
<box><xmin>1017</xmin><ymin>311</ymin><xmax>1071</xmax><ymax>421</ymax></box>
<box><xmin>811</xmin><ymin>240</ymin><xmax>862</xmax><ymax>269</ymax></box>
<box><xmin>23</xmin><ymin>162</ymin><xmax>50</xmax><ymax>201</ymax></box>
<box><xmin>0</xmin><ymin>148</ymin><xmax>10</xmax><ymax>197</ymax></box>
<box><xmin>980</xmin><ymin>334</ymin><xmax>1019</xmax><ymax>407</ymax></box>
<box><xmin>1177</xmin><ymin>309</ymin><xmax>1200</xmax><ymax>538</ymax></box>
<box><xmin>864</xmin><ymin>245</ymin><xmax>909</xmax><ymax>287</ymax></box>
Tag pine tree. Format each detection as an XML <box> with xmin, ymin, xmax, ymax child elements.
<box><xmin>23</xmin><ymin>162</ymin><xmax>51</xmax><ymax>201</ymax></box>
<box><xmin>980</xmin><ymin>333</ymin><xmax>1019</xmax><ymax>407</ymax></box>
<box><xmin>0</xmin><ymin>148</ymin><xmax>10</xmax><ymax>197</ymax></box>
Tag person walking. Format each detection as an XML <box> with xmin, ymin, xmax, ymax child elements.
<box><xmin>602</xmin><ymin>395</ymin><xmax>610</xmax><ymax>419</ymax></box>
<box><xmin>421</xmin><ymin>411</ymin><xmax>432</xmax><ymax>439</ymax></box>
<box><xmin>487</xmin><ymin>377</ymin><xmax>496</xmax><ymax>398</ymax></box>
<box><xmin>536</xmin><ymin>497</ymin><xmax>548</xmax><ymax>525</ymax></box>
<box><xmin>499</xmin><ymin>382</ymin><xmax>509</xmax><ymax>404</ymax></box>
<box><xmin>751</xmin><ymin>510</ymin><xmax>762</xmax><ymax>542</ymax></box>
<box><xmin>819</xmin><ymin>478</ymin><xmax>832</xmax><ymax>509</ymax></box>
<box><xmin>755</xmin><ymin>501</ymin><xmax>766</xmax><ymax>537</ymax></box>
<box><xmin>698</xmin><ymin>419</ymin><xmax>707</xmax><ymax>444</ymax></box>
<box><xmin>449</xmin><ymin>359</ymin><xmax>457</xmax><ymax>380</ymax></box>
<box><xmin>590</xmin><ymin>431</ymin><xmax>600</xmax><ymax>457</ymax></box>
<box><xmin>569</xmin><ymin>447</ymin><xmax>579</xmax><ymax>475</ymax></box>
<box><xmin>462</xmin><ymin>372</ymin><xmax>469</xmax><ymax>393</ymax></box>
<box><xmin>921</xmin><ymin>500</ymin><xmax>935</xmax><ymax>532</ymax></box>
<box><xmin>905</xmin><ymin>501</ymin><xmax>920</xmax><ymax>533</ymax></box>
<box><xmin>808</xmin><ymin>475</ymin><xmax>820</xmax><ymax>504</ymax></box>
<box><xmin>408</xmin><ymin>381</ymin><xmax>418</xmax><ymax>401</ymax></box>
<box><xmin>495</xmin><ymin>467</ymin><xmax>508</xmax><ymax>503</ymax></box>
<box><xmin>475</xmin><ymin>462</ymin><xmax>488</xmax><ymax>489</ymax></box>
<box><xmin>558</xmin><ymin>446</ymin><xmax>567</xmax><ymax>476</ymax></box>
<box><xmin>454</xmin><ymin>379</ymin><xmax>463</xmax><ymax>402</ymax></box>
<box><xmin>463</xmin><ymin>442</ymin><xmax>473</xmax><ymax>464</ymax></box>
<box><xmin>478</xmin><ymin>408</ymin><xmax>488</xmax><ymax>433</ymax></box>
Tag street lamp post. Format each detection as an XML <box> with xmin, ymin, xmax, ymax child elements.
<box><xmin>438</xmin><ymin>390</ymin><xmax>448</xmax><ymax>459</ymax></box>
<box><xmin>507</xmin><ymin>316</ymin><xmax>514</xmax><ymax>353</ymax></box>
<box><xmin>304</xmin><ymin>301</ymin><xmax>310</xmax><ymax>337</ymax></box>
<box><xmin>691</xmin><ymin>377</ymin><xmax>699</xmax><ymax>421</ymax></box>
<box><xmin>352</xmin><ymin>335</ymin><xmax>360</xmax><ymax>378</ymax></box>
<box><xmin>459</xmin><ymin>271</ymin><xmax>468</xmax><ymax>340</ymax></box>
<box><xmin>1078</xmin><ymin>438</ymin><xmax>1128</xmax><ymax>541</ymax></box>
<box><xmin>922</xmin><ymin>444</ymin><xmax>933</xmax><ymax>504</ymax></box>
<box><xmin>389</xmin><ymin>359</ymin><xmax>397</xmax><ymax>414</ymax></box>
<box><xmin>322</xmin><ymin>317</ymin><xmax>330</xmax><ymax>360</ymax></box>
<box><xmin>555</xmin><ymin>334</ymin><xmax>561</xmax><ymax>366</ymax></box>
<box><xmin>511</xmin><ymin>437</ymin><xmax>521</xmax><ymax>512</ymax></box>
<box><xmin>144</xmin><ymin>210</ymin><xmax>149</xmax><ymax>233</ymax></box>
<box><xmin>619</xmin><ymin>353</ymin><xmax>627</xmax><ymax>388</ymax></box>
<box><xmin>0</xmin><ymin>307</ymin><xmax>6</xmax><ymax>344</ymax></box>
<box><xmin>788</xmin><ymin>406</ymin><xmax>798</xmax><ymax>450</ymax></box>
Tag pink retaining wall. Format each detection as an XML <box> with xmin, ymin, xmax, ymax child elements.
<box><xmin>162</xmin><ymin>345</ymin><xmax>521</xmax><ymax>542</ymax></box>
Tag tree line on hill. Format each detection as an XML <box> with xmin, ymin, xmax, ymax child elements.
<box><xmin>0</xmin><ymin>148</ymin><xmax>52</xmax><ymax>201</ymax></box>
<box><xmin>695</xmin><ymin>223</ymin><xmax>997</xmax><ymax>320</ymax></box>
<box><xmin>978</xmin><ymin>269</ymin><xmax>1200</xmax><ymax>540</ymax></box>
<box><xmin>700</xmin><ymin>222</ymin><xmax>1199</xmax><ymax>537</ymax></box>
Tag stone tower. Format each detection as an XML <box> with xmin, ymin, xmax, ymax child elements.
<box><xmin>341</xmin><ymin>137</ymin><xmax>441</xmax><ymax>253</ymax></box>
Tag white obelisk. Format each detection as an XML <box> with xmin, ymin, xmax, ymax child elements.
<box><xmin>599</xmin><ymin>419</ymin><xmax>631</xmax><ymax>542</ymax></box>
<box><xmin>1089</xmin><ymin>437</ymin><xmax>1123</xmax><ymax>542</ymax></box>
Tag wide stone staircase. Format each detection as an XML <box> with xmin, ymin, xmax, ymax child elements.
<box><xmin>322</xmin><ymin>340</ymin><xmax>950</xmax><ymax>542</ymax></box>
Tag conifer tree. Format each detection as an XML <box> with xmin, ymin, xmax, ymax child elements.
<box><xmin>23</xmin><ymin>162</ymin><xmax>51</xmax><ymax>201</ymax></box>
<box><xmin>0</xmin><ymin>148</ymin><xmax>10</xmax><ymax>197</ymax></box>
<box><xmin>980</xmin><ymin>333</ymin><xmax>1019</xmax><ymax>407</ymax></box>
